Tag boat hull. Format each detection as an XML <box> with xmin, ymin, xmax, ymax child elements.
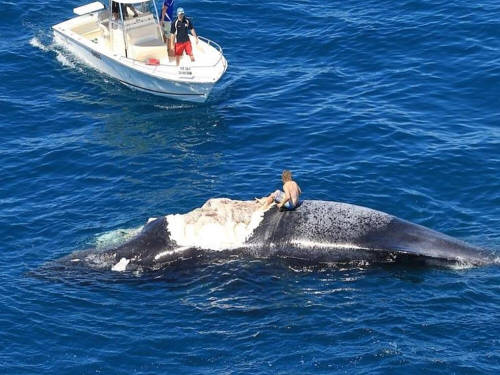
<box><xmin>53</xmin><ymin>29</ymin><xmax>215</xmax><ymax>103</ymax></box>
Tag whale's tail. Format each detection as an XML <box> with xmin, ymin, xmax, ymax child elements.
<box><xmin>361</xmin><ymin>218</ymin><xmax>495</xmax><ymax>266</ymax></box>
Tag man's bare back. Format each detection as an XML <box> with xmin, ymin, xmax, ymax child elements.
<box><xmin>257</xmin><ymin>170</ymin><xmax>302</xmax><ymax>210</ymax></box>
<box><xmin>282</xmin><ymin>180</ymin><xmax>301</xmax><ymax>207</ymax></box>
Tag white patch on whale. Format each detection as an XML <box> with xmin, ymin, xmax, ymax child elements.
<box><xmin>290</xmin><ymin>239</ymin><xmax>372</xmax><ymax>251</ymax></box>
<box><xmin>166</xmin><ymin>198</ymin><xmax>266</xmax><ymax>251</ymax></box>
<box><xmin>112</xmin><ymin>257</ymin><xmax>130</xmax><ymax>272</ymax></box>
<box><xmin>155</xmin><ymin>246</ymin><xmax>190</xmax><ymax>260</ymax></box>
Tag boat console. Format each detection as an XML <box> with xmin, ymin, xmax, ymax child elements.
<box><xmin>123</xmin><ymin>15</ymin><xmax>167</xmax><ymax>61</ymax></box>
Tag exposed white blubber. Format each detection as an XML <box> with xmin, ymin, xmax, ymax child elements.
<box><xmin>166</xmin><ymin>198</ymin><xmax>266</xmax><ymax>251</ymax></box>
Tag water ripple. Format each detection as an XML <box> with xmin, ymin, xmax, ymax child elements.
<box><xmin>0</xmin><ymin>0</ymin><xmax>499</xmax><ymax>373</ymax></box>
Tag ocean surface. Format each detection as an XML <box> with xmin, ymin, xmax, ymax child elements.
<box><xmin>1</xmin><ymin>0</ymin><xmax>500</xmax><ymax>373</ymax></box>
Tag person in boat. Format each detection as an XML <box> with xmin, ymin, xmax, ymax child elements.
<box><xmin>111</xmin><ymin>1</ymin><xmax>138</xmax><ymax>20</ymax></box>
<box><xmin>256</xmin><ymin>170</ymin><xmax>302</xmax><ymax>210</ymax></box>
<box><xmin>159</xmin><ymin>0</ymin><xmax>174</xmax><ymax>42</ymax></box>
<box><xmin>170</xmin><ymin>7</ymin><xmax>198</xmax><ymax>65</ymax></box>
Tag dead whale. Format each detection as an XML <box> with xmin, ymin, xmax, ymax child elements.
<box><xmin>52</xmin><ymin>198</ymin><xmax>495</xmax><ymax>272</ymax></box>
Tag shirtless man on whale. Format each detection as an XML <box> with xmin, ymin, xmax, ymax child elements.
<box><xmin>48</xmin><ymin>168</ymin><xmax>495</xmax><ymax>272</ymax></box>
<box><xmin>257</xmin><ymin>170</ymin><xmax>302</xmax><ymax>210</ymax></box>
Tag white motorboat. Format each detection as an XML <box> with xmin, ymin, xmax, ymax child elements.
<box><xmin>52</xmin><ymin>1</ymin><xmax>227</xmax><ymax>102</ymax></box>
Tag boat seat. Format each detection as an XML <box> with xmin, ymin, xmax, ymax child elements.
<box><xmin>129</xmin><ymin>42</ymin><xmax>167</xmax><ymax>61</ymax></box>
<box><xmin>126</xmin><ymin>24</ymin><xmax>167</xmax><ymax>61</ymax></box>
<box><xmin>127</xmin><ymin>24</ymin><xmax>162</xmax><ymax>45</ymax></box>
<box><xmin>133</xmin><ymin>38</ymin><xmax>164</xmax><ymax>47</ymax></box>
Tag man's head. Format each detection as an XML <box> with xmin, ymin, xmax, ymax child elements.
<box><xmin>177</xmin><ymin>7</ymin><xmax>184</xmax><ymax>19</ymax></box>
<box><xmin>282</xmin><ymin>170</ymin><xmax>292</xmax><ymax>182</ymax></box>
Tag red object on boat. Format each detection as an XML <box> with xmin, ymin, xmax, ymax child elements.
<box><xmin>146</xmin><ymin>58</ymin><xmax>160</xmax><ymax>65</ymax></box>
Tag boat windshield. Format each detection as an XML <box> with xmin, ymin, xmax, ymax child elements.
<box><xmin>110</xmin><ymin>0</ymin><xmax>157</xmax><ymax>22</ymax></box>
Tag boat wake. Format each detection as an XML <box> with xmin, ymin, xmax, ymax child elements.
<box><xmin>30</xmin><ymin>35</ymin><xmax>79</xmax><ymax>70</ymax></box>
<box><xmin>29</xmin><ymin>36</ymin><xmax>50</xmax><ymax>52</ymax></box>
<box><xmin>153</xmin><ymin>104</ymin><xmax>198</xmax><ymax>111</ymax></box>
<box><xmin>54</xmin><ymin>51</ymin><xmax>77</xmax><ymax>69</ymax></box>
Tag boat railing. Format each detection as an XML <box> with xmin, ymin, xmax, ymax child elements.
<box><xmin>195</xmin><ymin>35</ymin><xmax>226</xmax><ymax>69</ymax></box>
<box><xmin>198</xmin><ymin>36</ymin><xmax>223</xmax><ymax>58</ymax></box>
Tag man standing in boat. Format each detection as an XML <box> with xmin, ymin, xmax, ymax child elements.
<box><xmin>111</xmin><ymin>1</ymin><xmax>138</xmax><ymax>20</ymax></box>
<box><xmin>159</xmin><ymin>0</ymin><xmax>174</xmax><ymax>44</ymax></box>
<box><xmin>170</xmin><ymin>7</ymin><xmax>198</xmax><ymax>65</ymax></box>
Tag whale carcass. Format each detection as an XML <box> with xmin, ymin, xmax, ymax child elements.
<box><xmin>54</xmin><ymin>198</ymin><xmax>495</xmax><ymax>271</ymax></box>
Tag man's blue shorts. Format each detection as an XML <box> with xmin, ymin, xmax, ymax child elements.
<box><xmin>274</xmin><ymin>191</ymin><xmax>299</xmax><ymax>210</ymax></box>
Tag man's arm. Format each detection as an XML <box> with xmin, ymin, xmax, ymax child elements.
<box><xmin>188</xmin><ymin>20</ymin><xmax>198</xmax><ymax>43</ymax></box>
<box><xmin>170</xmin><ymin>33</ymin><xmax>175</xmax><ymax>50</ymax></box>
<box><xmin>278</xmin><ymin>185</ymin><xmax>291</xmax><ymax>208</ymax></box>
<box><xmin>191</xmin><ymin>28</ymin><xmax>198</xmax><ymax>43</ymax></box>
<box><xmin>161</xmin><ymin>6</ymin><xmax>166</xmax><ymax>24</ymax></box>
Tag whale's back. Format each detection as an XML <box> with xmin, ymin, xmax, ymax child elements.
<box><xmin>246</xmin><ymin>200</ymin><xmax>493</xmax><ymax>265</ymax></box>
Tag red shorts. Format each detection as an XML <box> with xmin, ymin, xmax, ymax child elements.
<box><xmin>175</xmin><ymin>41</ymin><xmax>193</xmax><ymax>56</ymax></box>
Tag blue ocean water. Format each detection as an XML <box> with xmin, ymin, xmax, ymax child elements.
<box><xmin>1</xmin><ymin>0</ymin><xmax>499</xmax><ymax>373</ymax></box>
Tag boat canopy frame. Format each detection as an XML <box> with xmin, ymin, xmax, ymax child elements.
<box><xmin>110</xmin><ymin>0</ymin><xmax>152</xmax><ymax>4</ymax></box>
<box><xmin>107</xmin><ymin>0</ymin><xmax>162</xmax><ymax>59</ymax></box>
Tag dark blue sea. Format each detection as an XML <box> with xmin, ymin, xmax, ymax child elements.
<box><xmin>1</xmin><ymin>0</ymin><xmax>499</xmax><ymax>373</ymax></box>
